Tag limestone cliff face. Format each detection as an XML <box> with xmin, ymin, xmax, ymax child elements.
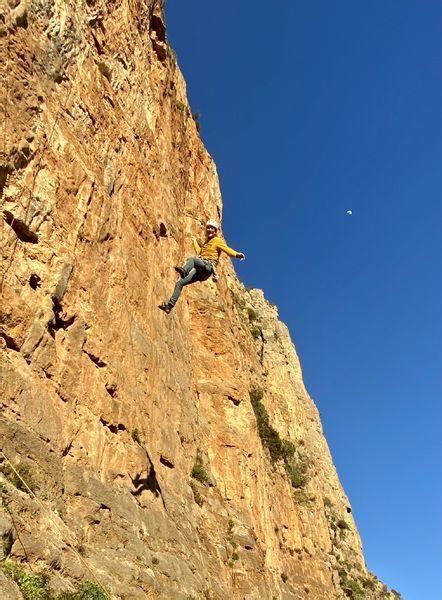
<box><xmin>1</xmin><ymin>2</ymin><xmax>398</xmax><ymax>599</ymax></box>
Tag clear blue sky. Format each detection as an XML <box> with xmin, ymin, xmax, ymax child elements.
<box><xmin>166</xmin><ymin>2</ymin><xmax>442</xmax><ymax>598</ymax></box>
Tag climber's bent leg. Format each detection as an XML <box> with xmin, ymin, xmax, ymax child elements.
<box><xmin>175</xmin><ymin>257</ymin><xmax>196</xmax><ymax>278</ymax></box>
<box><xmin>168</xmin><ymin>267</ymin><xmax>198</xmax><ymax>307</ymax></box>
<box><xmin>159</xmin><ymin>257</ymin><xmax>213</xmax><ymax>313</ymax></box>
<box><xmin>182</xmin><ymin>257</ymin><xmax>197</xmax><ymax>275</ymax></box>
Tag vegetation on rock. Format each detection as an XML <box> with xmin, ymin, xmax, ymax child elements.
<box><xmin>0</xmin><ymin>461</ymin><xmax>38</xmax><ymax>494</ymax></box>
<box><xmin>226</xmin><ymin>519</ymin><xmax>240</xmax><ymax>568</ymax></box>
<box><xmin>250</xmin><ymin>325</ymin><xmax>263</xmax><ymax>339</ymax></box>
<box><xmin>1</xmin><ymin>561</ymin><xmax>108</xmax><ymax>599</ymax></box>
<box><xmin>191</xmin><ymin>453</ymin><xmax>210</xmax><ymax>485</ymax></box>
<box><xmin>249</xmin><ymin>386</ymin><xmax>309</xmax><ymax>490</ymax></box>
<box><xmin>247</xmin><ymin>307</ymin><xmax>259</xmax><ymax>322</ymax></box>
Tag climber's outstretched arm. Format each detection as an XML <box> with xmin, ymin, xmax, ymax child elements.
<box><xmin>217</xmin><ymin>238</ymin><xmax>245</xmax><ymax>260</ymax></box>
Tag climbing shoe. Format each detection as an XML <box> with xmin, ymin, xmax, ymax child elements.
<box><xmin>158</xmin><ymin>302</ymin><xmax>172</xmax><ymax>314</ymax></box>
<box><xmin>174</xmin><ymin>266</ymin><xmax>185</xmax><ymax>278</ymax></box>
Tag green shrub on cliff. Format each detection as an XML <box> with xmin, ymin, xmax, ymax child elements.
<box><xmin>247</xmin><ymin>307</ymin><xmax>259</xmax><ymax>322</ymax></box>
<box><xmin>0</xmin><ymin>461</ymin><xmax>38</xmax><ymax>494</ymax></box>
<box><xmin>249</xmin><ymin>386</ymin><xmax>309</xmax><ymax>490</ymax></box>
<box><xmin>250</xmin><ymin>386</ymin><xmax>286</xmax><ymax>463</ymax></box>
<box><xmin>250</xmin><ymin>325</ymin><xmax>262</xmax><ymax>339</ymax></box>
<box><xmin>58</xmin><ymin>581</ymin><xmax>108</xmax><ymax>599</ymax></box>
<box><xmin>285</xmin><ymin>460</ymin><xmax>308</xmax><ymax>489</ymax></box>
<box><xmin>1</xmin><ymin>560</ymin><xmax>109</xmax><ymax>599</ymax></box>
<box><xmin>1</xmin><ymin>561</ymin><xmax>49</xmax><ymax>599</ymax></box>
<box><xmin>339</xmin><ymin>570</ymin><xmax>364</xmax><ymax>600</ymax></box>
<box><xmin>191</xmin><ymin>453</ymin><xmax>210</xmax><ymax>485</ymax></box>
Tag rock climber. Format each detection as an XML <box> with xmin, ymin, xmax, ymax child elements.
<box><xmin>158</xmin><ymin>220</ymin><xmax>245</xmax><ymax>313</ymax></box>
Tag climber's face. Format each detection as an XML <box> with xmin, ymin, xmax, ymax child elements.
<box><xmin>206</xmin><ymin>225</ymin><xmax>217</xmax><ymax>239</ymax></box>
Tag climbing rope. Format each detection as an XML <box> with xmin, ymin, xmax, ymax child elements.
<box><xmin>0</xmin><ymin>450</ymin><xmax>112</xmax><ymax>597</ymax></box>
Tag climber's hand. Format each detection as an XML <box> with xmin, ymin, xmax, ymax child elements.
<box><xmin>236</xmin><ymin>253</ymin><xmax>245</xmax><ymax>260</ymax></box>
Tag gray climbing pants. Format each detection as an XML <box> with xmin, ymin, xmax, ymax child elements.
<box><xmin>168</xmin><ymin>256</ymin><xmax>213</xmax><ymax>307</ymax></box>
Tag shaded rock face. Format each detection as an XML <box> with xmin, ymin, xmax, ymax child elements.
<box><xmin>0</xmin><ymin>2</ymin><xmax>397</xmax><ymax>599</ymax></box>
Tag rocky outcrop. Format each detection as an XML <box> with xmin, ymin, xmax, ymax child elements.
<box><xmin>0</xmin><ymin>1</ymin><xmax>399</xmax><ymax>599</ymax></box>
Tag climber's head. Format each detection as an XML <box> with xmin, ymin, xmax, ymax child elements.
<box><xmin>205</xmin><ymin>219</ymin><xmax>219</xmax><ymax>239</ymax></box>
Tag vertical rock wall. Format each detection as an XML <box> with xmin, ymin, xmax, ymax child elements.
<box><xmin>0</xmin><ymin>1</ymin><xmax>398</xmax><ymax>599</ymax></box>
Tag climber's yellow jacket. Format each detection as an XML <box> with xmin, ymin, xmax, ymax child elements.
<box><xmin>193</xmin><ymin>236</ymin><xmax>239</xmax><ymax>263</ymax></box>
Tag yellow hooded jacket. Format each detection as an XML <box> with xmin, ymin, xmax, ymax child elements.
<box><xmin>193</xmin><ymin>236</ymin><xmax>239</xmax><ymax>264</ymax></box>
